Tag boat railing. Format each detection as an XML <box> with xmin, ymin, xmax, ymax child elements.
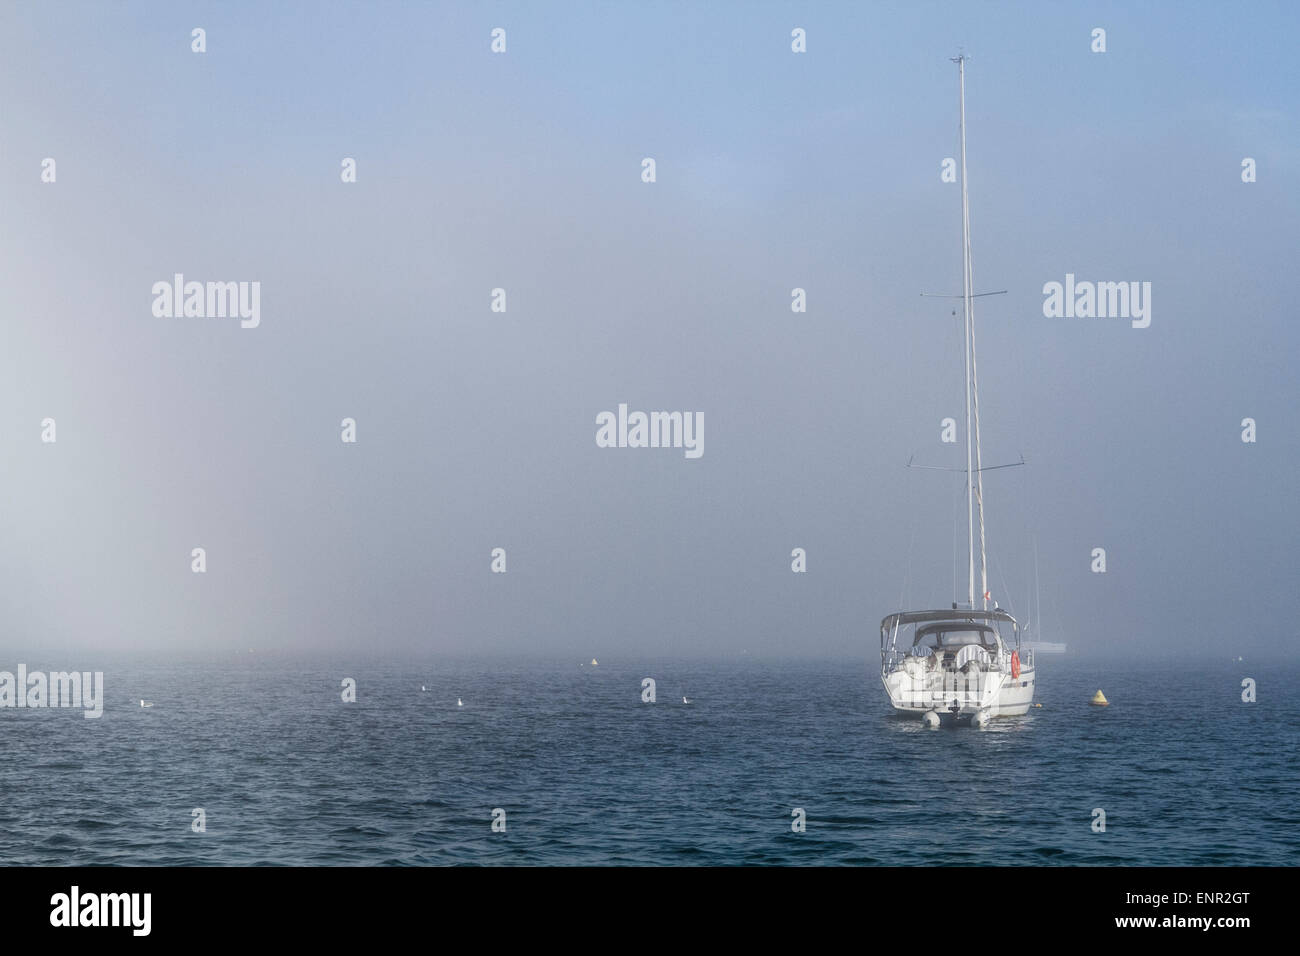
<box><xmin>887</xmin><ymin>646</ymin><xmax>1032</xmax><ymax>676</ymax></box>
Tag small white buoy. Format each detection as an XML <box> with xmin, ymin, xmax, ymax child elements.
<box><xmin>682</xmin><ymin>696</ymin><xmax>691</xmax><ymax>704</ymax></box>
<box><xmin>457</xmin><ymin>697</ymin><xmax>463</xmax><ymax>707</ymax></box>
<box><xmin>591</xmin><ymin>658</ymin><xmax>598</xmax><ymax>666</ymax></box>
<box><xmin>922</xmin><ymin>710</ymin><xmax>940</xmax><ymax>729</ymax></box>
<box><xmin>421</xmin><ymin>685</ymin><xmax>426</xmax><ymax>692</ymax></box>
<box><xmin>972</xmin><ymin>709</ymin><xmax>990</xmax><ymax>728</ymax></box>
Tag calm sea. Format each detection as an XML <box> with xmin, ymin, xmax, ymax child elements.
<box><xmin>1</xmin><ymin>655</ymin><xmax>1295</xmax><ymax>865</ymax></box>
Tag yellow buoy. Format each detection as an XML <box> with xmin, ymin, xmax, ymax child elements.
<box><xmin>1090</xmin><ymin>689</ymin><xmax>1109</xmax><ymax>707</ymax></box>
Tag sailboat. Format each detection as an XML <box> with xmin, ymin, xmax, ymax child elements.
<box><xmin>879</xmin><ymin>55</ymin><xmax>1035</xmax><ymax>728</ymax></box>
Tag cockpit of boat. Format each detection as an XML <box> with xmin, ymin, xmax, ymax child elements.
<box><xmin>910</xmin><ymin>625</ymin><xmax>999</xmax><ymax>670</ymax></box>
<box><xmin>880</xmin><ymin>608</ymin><xmax>1022</xmax><ymax>678</ymax></box>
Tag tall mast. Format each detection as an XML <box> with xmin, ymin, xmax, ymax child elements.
<box><xmin>953</xmin><ymin>53</ymin><xmax>976</xmax><ymax>610</ymax></box>
<box><xmin>970</xmin><ymin>181</ymin><xmax>990</xmax><ymax>609</ymax></box>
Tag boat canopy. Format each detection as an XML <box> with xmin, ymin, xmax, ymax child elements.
<box><xmin>880</xmin><ymin>608</ymin><xmax>1018</xmax><ymax>633</ymax></box>
<box><xmin>913</xmin><ymin>623</ymin><xmax>995</xmax><ymax>647</ymax></box>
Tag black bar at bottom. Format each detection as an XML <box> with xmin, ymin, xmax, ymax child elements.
<box><xmin>0</xmin><ymin>865</ymin><xmax>1280</xmax><ymax>943</ymax></box>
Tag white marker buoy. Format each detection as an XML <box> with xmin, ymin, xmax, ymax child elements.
<box><xmin>457</xmin><ymin>698</ymin><xmax>463</xmax><ymax>707</ymax></box>
<box><xmin>922</xmin><ymin>710</ymin><xmax>940</xmax><ymax>729</ymax></box>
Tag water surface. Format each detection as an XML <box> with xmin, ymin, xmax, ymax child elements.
<box><xmin>1</xmin><ymin>655</ymin><xmax>1294</xmax><ymax>865</ymax></box>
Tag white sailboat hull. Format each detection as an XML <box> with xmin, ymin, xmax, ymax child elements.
<box><xmin>991</xmin><ymin>666</ymin><xmax>1035</xmax><ymax>716</ymax></box>
<box><xmin>882</xmin><ymin>660</ymin><xmax>1035</xmax><ymax>723</ymax></box>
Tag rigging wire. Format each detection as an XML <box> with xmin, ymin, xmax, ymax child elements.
<box><xmin>898</xmin><ymin>468</ymin><xmax>916</xmax><ymax>612</ymax></box>
<box><xmin>990</xmin><ymin>548</ymin><xmax>1019</xmax><ymax>623</ymax></box>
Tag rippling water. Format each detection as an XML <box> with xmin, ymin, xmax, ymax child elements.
<box><xmin>1</xmin><ymin>655</ymin><xmax>1295</xmax><ymax>865</ymax></box>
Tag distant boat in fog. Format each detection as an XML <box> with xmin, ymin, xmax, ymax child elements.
<box><xmin>1021</xmin><ymin>540</ymin><xmax>1065</xmax><ymax>655</ymax></box>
